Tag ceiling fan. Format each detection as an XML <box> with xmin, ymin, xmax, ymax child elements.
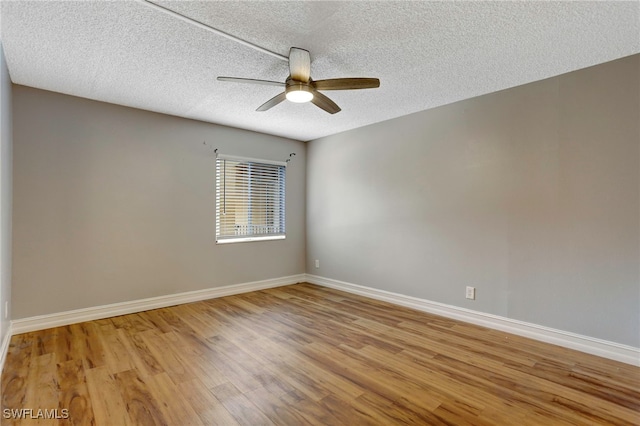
<box><xmin>217</xmin><ymin>47</ymin><xmax>380</xmax><ymax>114</ymax></box>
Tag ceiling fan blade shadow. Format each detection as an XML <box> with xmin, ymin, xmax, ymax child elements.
<box><xmin>289</xmin><ymin>47</ymin><xmax>311</xmax><ymax>82</ymax></box>
<box><xmin>218</xmin><ymin>77</ymin><xmax>285</xmax><ymax>87</ymax></box>
<box><xmin>311</xmin><ymin>91</ymin><xmax>341</xmax><ymax>114</ymax></box>
<box><xmin>256</xmin><ymin>92</ymin><xmax>287</xmax><ymax>111</ymax></box>
<box><xmin>313</xmin><ymin>78</ymin><xmax>380</xmax><ymax>91</ymax></box>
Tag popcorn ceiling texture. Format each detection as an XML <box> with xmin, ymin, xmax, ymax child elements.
<box><xmin>1</xmin><ymin>1</ymin><xmax>638</xmax><ymax>141</ymax></box>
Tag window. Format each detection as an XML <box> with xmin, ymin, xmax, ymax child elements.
<box><xmin>215</xmin><ymin>154</ymin><xmax>286</xmax><ymax>243</ymax></box>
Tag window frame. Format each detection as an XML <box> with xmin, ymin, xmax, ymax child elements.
<box><xmin>215</xmin><ymin>154</ymin><xmax>286</xmax><ymax>244</ymax></box>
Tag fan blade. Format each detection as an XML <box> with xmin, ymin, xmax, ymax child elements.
<box><xmin>217</xmin><ymin>77</ymin><xmax>285</xmax><ymax>87</ymax></box>
<box><xmin>312</xmin><ymin>78</ymin><xmax>380</xmax><ymax>91</ymax></box>
<box><xmin>256</xmin><ymin>92</ymin><xmax>287</xmax><ymax>112</ymax></box>
<box><xmin>311</xmin><ymin>91</ymin><xmax>341</xmax><ymax>114</ymax></box>
<box><xmin>289</xmin><ymin>47</ymin><xmax>311</xmax><ymax>82</ymax></box>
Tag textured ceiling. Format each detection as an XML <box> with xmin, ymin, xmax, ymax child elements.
<box><xmin>1</xmin><ymin>1</ymin><xmax>639</xmax><ymax>141</ymax></box>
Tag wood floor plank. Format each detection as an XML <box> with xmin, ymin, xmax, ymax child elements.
<box><xmin>84</xmin><ymin>366</ymin><xmax>133</xmax><ymax>426</ymax></box>
<box><xmin>209</xmin><ymin>306</ymin><xmax>367</xmax><ymax>403</ymax></box>
<box><xmin>317</xmin><ymin>393</ymin><xmax>382</xmax><ymax>426</ymax></box>
<box><xmin>203</xmin><ymin>334</ymin><xmax>276</xmax><ymax>394</ymax></box>
<box><xmin>113</xmin><ymin>369</ymin><xmax>168</xmax><ymax>426</ymax></box>
<box><xmin>175</xmin><ymin>379</ymin><xmax>240</xmax><ymax>426</ymax></box>
<box><xmin>174</xmin><ymin>350</ymin><xmax>229</xmax><ymax>390</ymax></box>
<box><xmin>53</xmin><ymin>326</ymin><xmax>75</xmax><ymax>364</ymax></box>
<box><xmin>138</xmin><ymin>328</ymin><xmax>197</xmax><ymax>385</ymax></box>
<box><xmin>100</xmin><ymin>328</ymin><xmax>137</xmax><ymax>375</ymax></box>
<box><xmin>2</xmin><ymin>283</ymin><xmax>638</xmax><ymax>425</ymax></box>
<box><xmin>136</xmin><ymin>309</ymin><xmax>175</xmax><ymax>334</ymax></box>
<box><xmin>68</xmin><ymin>322</ymin><xmax>105</xmax><ymax>370</ymax></box>
<box><xmin>56</xmin><ymin>359</ymin><xmax>96</xmax><ymax>426</ymax></box>
<box><xmin>210</xmin><ymin>382</ymin><xmax>275</xmax><ymax>425</ymax></box>
<box><xmin>110</xmin><ymin>313</ymin><xmax>154</xmax><ymax>334</ymax></box>
<box><xmin>278</xmin><ymin>390</ymin><xmax>344</xmax><ymax>425</ymax></box>
<box><xmin>126</xmin><ymin>332</ymin><xmax>164</xmax><ymax>378</ymax></box>
<box><xmin>1</xmin><ymin>334</ymin><xmax>33</xmax><ymax>410</ymax></box>
<box><xmin>173</xmin><ymin>304</ymin><xmax>221</xmax><ymax>339</ymax></box>
<box><xmin>24</xmin><ymin>353</ymin><xmax>59</xmax><ymax>426</ymax></box>
<box><xmin>244</xmin><ymin>385</ymin><xmax>315</xmax><ymax>425</ymax></box>
<box><xmin>301</xmin><ymin>341</ymin><xmax>445</xmax><ymax>417</ymax></box>
<box><xmin>234</xmin><ymin>333</ymin><xmax>366</xmax><ymax>403</ymax></box>
<box><xmin>145</xmin><ymin>372</ymin><xmax>204</xmax><ymax>426</ymax></box>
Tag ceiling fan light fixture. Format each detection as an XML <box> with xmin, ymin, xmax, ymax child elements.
<box><xmin>218</xmin><ymin>47</ymin><xmax>378</xmax><ymax>113</ymax></box>
<box><xmin>285</xmin><ymin>83</ymin><xmax>313</xmax><ymax>103</ymax></box>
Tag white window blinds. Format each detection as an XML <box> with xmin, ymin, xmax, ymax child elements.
<box><xmin>215</xmin><ymin>154</ymin><xmax>286</xmax><ymax>243</ymax></box>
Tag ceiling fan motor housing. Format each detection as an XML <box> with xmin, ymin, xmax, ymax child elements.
<box><xmin>285</xmin><ymin>79</ymin><xmax>314</xmax><ymax>103</ymax></box>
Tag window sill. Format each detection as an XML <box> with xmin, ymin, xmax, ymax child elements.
<box><xmin>216</xmin><ymin>235</ymin><xmax>286</xmax><ymax>244</ymax></box>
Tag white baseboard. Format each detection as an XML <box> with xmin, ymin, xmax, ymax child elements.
<box><xmin>11</xmin><ymin>274</ymin><xmax>306</xmax><ymax>335</ymax></box>
<box><xmin>306</xmin><ymin>274</ymin><xmax>640</xmax><ymax>367</ymax></box>
<box><xmin>6</xmin><ymin>273</ymin><xmax>639</xmax><ymax>367</ymax></box>
<box><xmin>0</xmin><ymin>324</ymin><xmax>11</xmax><ymax>375</ymax></box>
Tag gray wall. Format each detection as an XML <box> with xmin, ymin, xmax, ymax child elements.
<box><xmin>307</xmin><ymin>55</ymin><xmax>640</xmax><ymax>347</ymax></box>
<box><xmin>12</xmin><ymin>86</ymin><xmax>306</xmax><ymax>319</ymax></box>
<box><xmin>0</xmin><ymin>43</ymin><xmax>12</xmax><ymax>344</ymax></box>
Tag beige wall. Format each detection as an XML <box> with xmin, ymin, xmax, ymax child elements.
<box><xmin>307</xmin><ymin>55</ymin><xmax>640</xmax><ymax>347</ymax></box>
<box><xmin>0</xmin><ymin>42</ymin><xmax>12</xmax><ymax>345</ymax></box>
<box><xmin>12</xmin><ymin>86</ymin><xmax>306</xmax><ymax>318</ymax></box>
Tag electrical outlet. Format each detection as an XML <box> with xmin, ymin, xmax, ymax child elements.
<box><xmin>315</xmin><ymin>259</ymin><xmax>320</xmax><ymax>268</ymax></box>
<box><xmin>465</xmin><ymin>286</ymin><xmax>476</xmax><ymax>300</ymax></box>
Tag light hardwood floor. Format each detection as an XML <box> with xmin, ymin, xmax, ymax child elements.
<box><xmin>1</xmin><ymin>283</ymin><xmax>639</xmax><ymax>425</ymax></box>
